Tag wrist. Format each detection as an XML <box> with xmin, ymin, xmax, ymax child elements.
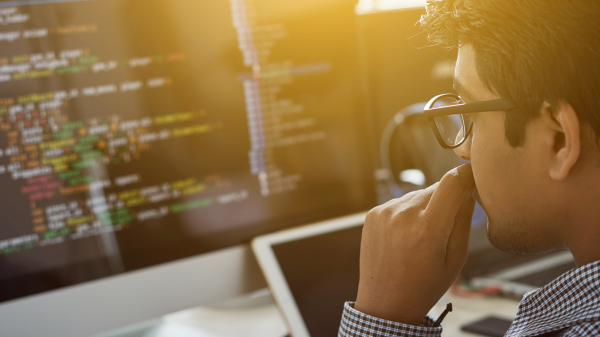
<box><xmin>354</xmin><ymin>292</ymin><xmax>429</xmax><ymax>326</ymax></box>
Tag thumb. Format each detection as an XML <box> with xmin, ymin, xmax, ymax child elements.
<box><xmin>423</xmin><ymin>164</ymin><xmax>475</xmax><ymax>237</ymax></box>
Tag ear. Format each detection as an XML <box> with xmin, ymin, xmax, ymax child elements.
<box><xmin>541</xmin><ymin>100</ymin><xmax>581</xmax><ymax>181</ymax></box>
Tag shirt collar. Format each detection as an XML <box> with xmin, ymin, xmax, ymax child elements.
<box><xmin>506</xmin><ymin>259</ymin><xmax>600</xmax><ymax>337</ymax></box>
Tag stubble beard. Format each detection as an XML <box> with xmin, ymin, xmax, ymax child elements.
<box><xmin>486</xmin><ymin>219</ymin><xmax>557</xmax><ymax>256</ymax></box>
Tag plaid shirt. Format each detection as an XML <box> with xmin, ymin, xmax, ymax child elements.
<box><xmin>339</xmin><ymin>260</ymin><xmax>600</xmax><ymax>337</ymax></box>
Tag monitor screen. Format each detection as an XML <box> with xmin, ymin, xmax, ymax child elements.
<box><xmin>0</xmin><ymin>0</ymin><xmax>376</xmax><ymax>303</ymax></box>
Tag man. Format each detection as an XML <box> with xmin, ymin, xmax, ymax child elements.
<box><xmin>338</xmin><ymin>0</ymin><xmax>600</xmax><ymax>336</ymax></box>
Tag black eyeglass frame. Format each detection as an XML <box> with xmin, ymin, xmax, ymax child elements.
<box><xmin>423</xmin><ymin>93</ymin><xmax>515</xmax><ymax>149</ymax></box>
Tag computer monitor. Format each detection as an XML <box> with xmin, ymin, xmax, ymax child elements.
<box><xmin>0</xmin><ymin>0</ymin><xmax>377</xmax><ymax>335</ymax></box>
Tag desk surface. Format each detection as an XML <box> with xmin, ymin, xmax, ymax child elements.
<box><xmin>97</xmin><ymin>289</ymin><xmax>520</xmax><ymax>337</ymax></box>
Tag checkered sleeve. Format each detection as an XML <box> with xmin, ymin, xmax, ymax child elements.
<box><xmin>338</xmin><ymin>302</ymin><xmax>443</xmax><ymax>337</ymax></box>
<box><xmin>559</xmin><ymin>322</ymin><xmax>600</xmax><ymax>336</ymax></box>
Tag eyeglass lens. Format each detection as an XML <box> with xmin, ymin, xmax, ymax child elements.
<box><xmin>432</xmin><ymin>96</ymin><xmax>472</xmax><ymax>147</ymax></box>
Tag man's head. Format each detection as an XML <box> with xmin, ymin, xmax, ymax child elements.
<box><xmin>420</xmin><ymin>0</ymin><xmax>600</xmax><ymax>259</ymax></box>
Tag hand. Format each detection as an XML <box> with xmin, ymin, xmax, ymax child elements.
<box><xmin>355</xmin><ymin>164</ymin><xmax>476</xmax><ymax>325</ymax></box>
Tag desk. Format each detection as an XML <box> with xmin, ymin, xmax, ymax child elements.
<box><xmin>430</xmin><ymin>293</ymin><xmax>519</xmax><ymax>336</ymax></box>
<box><xmin>96</xmin><ymin>289</ymin><xmax>520</xmax><ymax>337</ymax></box>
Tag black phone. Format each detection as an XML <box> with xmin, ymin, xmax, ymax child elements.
<box><xmin>461</xmin><ymin>316</ymin><xmax>513</xmax><ymax>337</ymax></box>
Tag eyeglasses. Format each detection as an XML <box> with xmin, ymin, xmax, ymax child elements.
<box><xmin>423</xmin><ymin>93</ymin><xmax>515</xmax><ymax>149</ymax></box>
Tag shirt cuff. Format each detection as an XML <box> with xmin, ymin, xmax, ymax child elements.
<box><xmin>338</xmin><ymin>302</ymin><xmax>443</xmax><ymax>337</ymax></box>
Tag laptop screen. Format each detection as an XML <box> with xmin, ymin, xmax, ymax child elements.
<box><xmin>272</xmin><ymin>224</ymin><xmax>362</xmax><ymax>337</ymax></box>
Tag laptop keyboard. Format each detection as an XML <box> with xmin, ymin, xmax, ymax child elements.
<box><xmin>511</xmin><ymin>261</ymin><xmax>577</xmax><ymax>288</ymax></box>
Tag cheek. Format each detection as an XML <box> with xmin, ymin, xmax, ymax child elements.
<box><xmin>471</xmin><ymin>117</ymin><xmax>558</xmax><ymax>234</ymax></box>
<box><xmin>471</xmin><ymin>143</ymin><xmax>509</xmax><ymax>209</ymax></box>
<box><xmin>470</xmin><ymin>121</ymin><xmax>527</xmax><ymax>220</ymax></box>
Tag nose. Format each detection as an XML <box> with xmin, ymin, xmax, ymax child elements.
<box><xmin>454</xmin><ymin>133</ymin><xmax>472</xmax><ymax>161</ymax></box>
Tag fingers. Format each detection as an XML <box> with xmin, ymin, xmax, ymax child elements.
<box><xmin>446</xmin><ymin>187</ymin><xmax>476</xmax><ymax>266</ymax></box>
<box><xmin>423</xmin><ymin>164</ymin><xmax>475</xmax><ymax>237</ymax></box>
<box><xmin>376</xmin><ymin>186</ymin><xmax>434</xmax><ymax>216</ymax></box>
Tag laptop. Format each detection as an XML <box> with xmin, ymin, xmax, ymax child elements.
<box><xmin>252</xmin><ymin>213</ymin><xmax>365</xmax><ymax>337</ymax></box>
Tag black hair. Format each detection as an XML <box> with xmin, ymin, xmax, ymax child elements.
<box><xmin>420</xmin><ymin>0</ymin><xmax>600</xmax><ymax>146</ymax></box>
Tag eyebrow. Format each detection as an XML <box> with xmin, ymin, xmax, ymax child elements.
<box><xmin>453</xmin><ymin>75</ymin><xmax>476</xmax><ymax>102</ymax></box>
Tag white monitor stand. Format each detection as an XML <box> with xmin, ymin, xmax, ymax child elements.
<box><xmin>0</xmin><ymin>244</ymin><xmax>266</xmax><ymax>337</ymax></box>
